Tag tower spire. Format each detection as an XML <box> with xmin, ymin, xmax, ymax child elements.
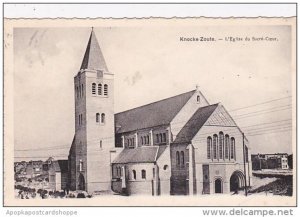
<box><xmin>80</xmin><ymin>29</ymin><xmax>108</xmax><ymax>71</ymax></box>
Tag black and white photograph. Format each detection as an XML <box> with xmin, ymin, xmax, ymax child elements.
<box><xmin>3</xmin><ymin>6</ymin><xmax>296</xmax><ymax>208</ymax></box>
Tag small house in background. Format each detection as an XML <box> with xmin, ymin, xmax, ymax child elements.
<box><xmin>47</xmin><ymin>158</ymin><xmax>69</xmax><ymax>191</ymax></box>
<box><xmin>14</xmin><ymin>157</ymin><xmax>69</xmax><ymax>191</ymax></box>
<box><xmin>288</xmin><ymin>154</ymin><xmax>293</xmax><ymax>169</ymax></box>
<box><xmin>251</xmin><ymin>153</ymin><xmax>290</xmax><ymax>170</ymax></box>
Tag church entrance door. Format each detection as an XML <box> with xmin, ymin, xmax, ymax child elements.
<box><xmin>215</xmin><ymin>178</ymin><xmax>222</xmax><ymax>193</ymax></box>
<box><xmin>78</xmin><ymin>173</ymin><xmax>85</xmax><ymax>191</ymax></box>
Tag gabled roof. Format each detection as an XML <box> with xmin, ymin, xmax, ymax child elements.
<box><xmin>80</xmin><ymin>29</ymin><xmax>108</xmax><ymax>71</ymax></box>
<box><xmin>173</xmin><ymin>104</ymin><xmax>219</xmax><ymax>144</ymax></box>
<box><xmin>115</xmin><ymin>90</ymin><xmax>195</xmax><ymax>133</ymax></box>
<box><xmin>112</xmin><ymin>145</ymin><xmax>167</xmax><ymax>164</ymax></box>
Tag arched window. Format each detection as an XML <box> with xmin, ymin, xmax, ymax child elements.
<box><xmin>163</xmin><ymin>133</ymin><xmax>166</xmax><ymax>142</ymax></box>
<box><xmin>104</xmin><ymin>84</ymin><xmax>108</xmax><ymax>96</ymax></box>
<box><xmin>207</xmin><ymin>137</ymin><xmax>212</xmax><ymax>159</ymax></box>
<box><xmin>197</xmin><ymin>95</ymin><xmax>200</xmax><ymax>103</ymax></box>
<box><xmin>120</xmin><ymin>167</ymin><xmax>123</xmax><ymax>177</ymax></box>
<box><xmin>79</xmin><ymin>159</ymin><xmax>83</xmax><ymax>172</ymax></box>
<box><xmin>92</xmin><ymin>83</ymin><xmax>96</xmax><ymax>95</ymax></box>
<box><xmin>245</xmin><ymin>146</ymin><xmax>249</xmax><ymax>163</ymax></box>
<box><xmin>231</xmin><ymin>137</ymin><xmax>235</xmax><ymax>160</ymax></box>
<box><xmin>181</xmin><ymin>151</ymin><xmax>185</xmax><ymax>166</ymax></box>
<box><xmin>219</xmin><ymin>132</ymin><xmax>224</xmax><ymax>160</ymax></box>
<box><xmin>101</xmin><ymin>113</ymin><xmax>105</xmax><ymax>124</ymax></box>
<box><xmin>96</xmin><ymin>113</ymin><xmax>100</xmax><ymax>123</ymax></box>
<box><xmin>98</xmin><ymin>83</ymin><xmax>102</xmax><ymax>95</ymax></box>
<box><xmin>141</xmin><ymin>170</ymin><xmax>146</xmax><ymax>179</ymax></box>
<box><xmin>213</xmin><ymin>134</ymin><xmax>218</xmax><ymax>159</ymax></box>
<box><xmin>225</xmin><ymin>135</ymin><xmax>230</xmax><ymax>159</ymax></box>
<box><xmin>132</xmin><ymin>170</ymin><xmax>136</xmax><ymax>180</ymax></box>
<box><xmin>176</xmin><ymin>151</ymin><xmax>180</xmax><ymax>166</ymax></box>
<box><xmin>160</xmin><ymin>133</ymin><xmax>163</xmax><ymax>143</ymax></box>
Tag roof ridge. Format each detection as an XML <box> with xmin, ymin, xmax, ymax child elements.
<box><xmin>115</xmin><ymin>89</ymin><xmax>195</xmax><ymax>115</ymax></box>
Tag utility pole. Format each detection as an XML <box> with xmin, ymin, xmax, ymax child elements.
<box><xmin>242</xmin><ymin>133</ymin><xmax>248</xmax><ymax>196</ymax></box>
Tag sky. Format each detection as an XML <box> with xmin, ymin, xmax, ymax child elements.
<box><xmin>13</xmin><ymin>24</ymin><xmax>293</xmax><ymax>161</ymax></box>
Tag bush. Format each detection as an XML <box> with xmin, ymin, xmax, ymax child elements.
<box><xmin>68</xmin><ymin>193</ymin><xmax>75</xmax><ymax>198</ymax></box>
<box><xmin>59</xmin><ymin>191</ymin><xmax>66</xmax><ymax>198</ymax></box>
<box><xmin>77</xmin><ymin>193</ymin><xmax>86</xmax><ymax>198</ymax></box>
<box><xmin>37</xmin><ymin>189</ymin><xmax>42</xmax><ymax>194</ymax></box>
<box><xmin>15</xmin><ymin>177</ymin><xmax>22</xmax><ymax>182</ymax></box>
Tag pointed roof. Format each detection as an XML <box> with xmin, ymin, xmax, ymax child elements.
<box><xmin>80</xmin><ymin>29</ymin><xmax>108</xmax><ymax>71</ymax></box>
<box><xmin>173</xmin><ymin>104</ymin><xmax>219</xmax><ymax>144</ymax></box>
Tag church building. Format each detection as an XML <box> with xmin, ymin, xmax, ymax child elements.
<box><xmin>68</xmin><ymin>29</ymin><xmax>252</xmax><ymax>195</ymax></box>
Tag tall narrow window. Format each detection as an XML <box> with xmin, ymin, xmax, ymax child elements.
<box><xmin>117</xmin><ymin>167</ymin><xmax>120</xmax><ymax>177</ymax></box>
<box><xmin>128</xmin><ymin>138</ymin><xmax>134</xmax><ymax>148</ymax></box>
<box><xmin>141</xmin><ymin>170</ymin><xmax>146</xmax><ymax>179</ymax></box>
<box><xmin>81</xmin><ymin>84</ymin><xmax>84</xmax><ymax>97</ymax></box>
<box><xmin>176</xmin><ymin>151</ymin><xmax>180</xmax><ymax>166</ymax></box>
<box><xmin>132</xmin><ymin>170</ymin><xmax>136</xmax><ymax>180</ymax></box>
<box><xmin>104</xmin><ymin>84</ymin><xmax>108</xmax><ymax>96</ymax></box>
<box><xmin>180</xmin><ymin>151</ymin><xmax>185</xmax><ymax>167</ymax></box>
<box><xmin>98</xmin><ymin>83</ymin><xmax>102</xmax><ymax>95</ymax></box>
<box><xmin>79</xmin><ymin>160</ymin><xmax>83</xmax><ymax>172</ymax></box>
<box><xmin>245</xmin><ymin>146</ymin><xmax>249</xmax><ymax>163</ymax></box>
<box><xmin>79</xmin><ymin>85</ymin><xmax>82</xmax><ymax>98</ymax></box>
<box><xmin>96</xmin><ymin>113</ymin><xmax>100</xmax><ymax>123</ymax></box>
<box><xmin>219</xmin><ymin>132</ymin><xmax>224</xmax><ymax>160</ymax></box>
<box><xmin>99</xmin><ymin>140</ymin><xmax>102</xmax><ymax>149</ymax></box>
<box><xmin>156</xmin><ymin>134</ymin><xmax>159</xmax><ymax>143</ymax></box>
<box><xmin>147</xmin><ymin>135</ymin><xmax>150</xmax><ymax>144</ymax></box>
<box><xmin>76</xmin><ymin>86</ymin><xmax>79</xmax><ymax>98</ymax></box>
<box><xmin>101</xmin><ymin>113</ymin><xmax>105</xmax><ymax>124</ymax></box>
<box><xmin>141</xmin><ymin>136</ymin><xmax>144</xmax><ymax>145</ymax></box>
<box><xmin>92</xmin><ymin>83</ymin><xmax>96</xmax><ymax>95</ymax></box>
<box><xmin>79</xmin><ymin>114</ymin><xmax>82</xmax><ymax>126</ymax></box>
<box><xmin>163</xmin><ymin>133</ymin><xmax>166</xmax><ymax>143</ymax></box>
<box><xmin>197</xmin><ymin>95</ymin><xmax>200</xmax><ymax>103</ymax></box>
<box><xmin>225</xmin><ymin>135</ymin><xmax>230</xmax><ymax>159</ymax></box>
<box><xmin>213</xmin><ymin>134</ymin><xmax>218</xmax><ymax>159</ymax></box>
<box><xmin>231</xmin><ymin>137</ymin><xmax>235</xmax><ymax>160</ymax></box>
<box><xmin>160</xmin><ymin>133</ymin><xmax>163</xmax><ymax>143</ymax></box>
<box><xmin>207</xmin><ymin>137</ymin><xmax>212</xmax><ymax>159</ymax></box>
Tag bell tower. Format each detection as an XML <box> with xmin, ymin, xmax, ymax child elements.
<box><xmin>69</xmin><ymin>29</ymin><xmax>115</xmax><ymax>193</ymax></box>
